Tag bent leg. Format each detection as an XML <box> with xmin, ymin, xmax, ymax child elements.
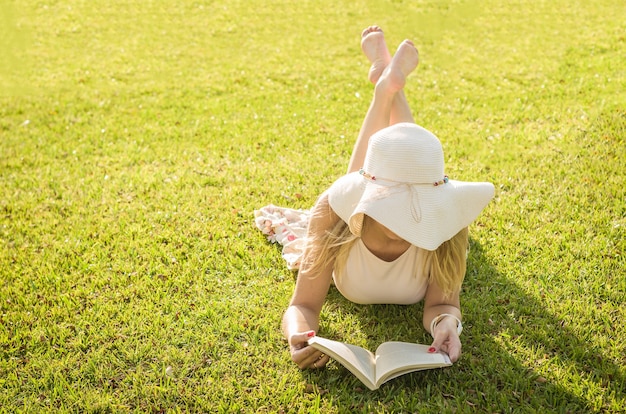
<box><xmin>347</xmin><ymin>40</ymin><xmax>419</xmax><ymax>173</ymax></box>
<box><xmin>361</xmin><ymin>27</ymin><xmax>416</xmax><ymax>127</ymax></box>
<box><xmin>390</xmin><ymin>90</ymin><xmax>414</xmax><ymax>125</ymax></box>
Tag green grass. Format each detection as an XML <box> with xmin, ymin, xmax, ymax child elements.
<box><xmin>1</xmin><ymin>0</ymin><xmax>624</xmax><ymax>412</ymax></box>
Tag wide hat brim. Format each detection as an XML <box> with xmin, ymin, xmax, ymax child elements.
<box><xmin>328</xmin><ymin>172</ymin><xmax>495</xmax><ymax>251</ymax></box>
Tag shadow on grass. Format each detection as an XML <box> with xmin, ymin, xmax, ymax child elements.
<box><xmin>303</xmin><ymin>238</ymin><xmax>622</xmax><ymax>412</ymax></box>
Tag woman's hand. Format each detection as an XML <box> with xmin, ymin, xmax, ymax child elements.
<box><xmin>288</xmin><ymin>331</ymin><xmax>330</xmax><ymax>370</ymax></box>
<box><xmin>428</xmin><ymin>317</ymin><xmax>462</xmax><ymax>362</ymax></box>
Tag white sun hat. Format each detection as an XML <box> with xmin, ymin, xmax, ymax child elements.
<box><xmin>327</xmin><ymin>123</ymin><xmax>495</xmax><ymax>251</ymax></box>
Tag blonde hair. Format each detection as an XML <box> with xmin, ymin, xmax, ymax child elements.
<box><xmin>421</xmin><ymin>226</ymin><xmax>469</xmax><ymax>296</ymax></box>
<box><xmin>300</xmin><ymin>216</ymin><xmax>358</xmax><ymax>277</ymax></box>
<box><xmin>302</xmin><ymin>211</ymin><xmax>469</xmax><ymax>297</ymax></box>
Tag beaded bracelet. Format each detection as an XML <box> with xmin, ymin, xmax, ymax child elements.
<box><xmin>429</xmin><ymin>313</ymin><xmax>463</xmax><ymax>337</ymax></box>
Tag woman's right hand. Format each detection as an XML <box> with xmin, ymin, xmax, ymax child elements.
<box><xmin>288</xmin><ymin>331</ymin><xmax>330</xmax><ymax>370</ymax></box>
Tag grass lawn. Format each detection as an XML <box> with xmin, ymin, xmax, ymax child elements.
<box><xmin>1</xmin><ymin>0</ymin><xmax>624</xmax><ymax>412</ymax></box>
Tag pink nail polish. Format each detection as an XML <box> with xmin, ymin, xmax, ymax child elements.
<box><xmin>307</xmin><ymin>331</ymin><xmax>315</xmax><ymax>337</ymax></box>
<box><xmin>428</xmin><ymin>347</ymin><xmax>436</xmax><ymax>353</ymax></box>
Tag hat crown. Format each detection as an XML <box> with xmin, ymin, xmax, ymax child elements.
<box><xmin>363</xmin><ymin>123</ymin><xmax>444</xmax><ymax>183</ymax></box>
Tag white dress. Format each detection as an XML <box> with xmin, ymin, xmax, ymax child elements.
<box><xmin>333</xmin><ymin>239</ymin><xmax>429</xmax><ymax>305</ymax></box>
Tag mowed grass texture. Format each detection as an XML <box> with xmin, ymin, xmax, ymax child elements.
<box><xmin>1</xmin><ymin>0</ymin><xmax>625</xmax><ymax>412</ymax></box>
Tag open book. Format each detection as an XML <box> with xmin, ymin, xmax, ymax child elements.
<box><xmin>308</xmin><ymin>336</ymin><xmax>452</xmax><ymax>390</ymax></box>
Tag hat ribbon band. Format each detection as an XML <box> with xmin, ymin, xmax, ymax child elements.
<box><xmin>359</xmin><ymin>168</ymin><xmax>449</xmax><ymax>187</ymax></box>
<box><xmin>368</xmin><ymin>182</ymin><xmax>423</xmax><ymax>223</ymax></box>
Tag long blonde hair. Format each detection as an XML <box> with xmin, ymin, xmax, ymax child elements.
<box><xmin>302</xmin><ymin>208</ymin><xmax>469</xmax><ymax>297</ymax></box>
<box><xmin>422</xmin><ymin>226</ymin><xmax>469</xmax><ymax>296</ymax></box>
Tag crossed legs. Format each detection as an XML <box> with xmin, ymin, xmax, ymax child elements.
<box><xmin>347</xmin><ymin>27</ymin><xmax>419</xmax><ymax>173</ymax></box>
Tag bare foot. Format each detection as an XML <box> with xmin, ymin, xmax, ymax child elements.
<box><xmin>375</xmin><ymin>40</ymin><xmax>419</xmax><ymax>94</ymax></box>
<box><xmin>361</xmin><ymin>26</ymin><xmax>392</xmax><ymax>84</ymax></box>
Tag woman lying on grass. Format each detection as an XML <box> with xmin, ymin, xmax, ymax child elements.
<box><xmin>282</xmin><ymin>27</ymin><xmax>494</xmax><ymax>369</ymax></box>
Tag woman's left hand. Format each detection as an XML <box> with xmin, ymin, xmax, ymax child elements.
<box><xmin>428</xmin><ymin>317</ymin><xmax>462</xmax><ymax>362</ymax></box>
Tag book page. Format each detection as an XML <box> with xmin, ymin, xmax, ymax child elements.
<box><xmin>308</xmin><ymin>336</ymin><xmax>377</xmax><ymax>389</ymax></box>
<box><xmin>374</xmin><ymin>342</ymin><xmax>452</xmax><ymax>386</ymax></box>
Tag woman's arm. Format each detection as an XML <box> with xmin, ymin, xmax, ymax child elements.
<box><xmin>281</xmin><ymin>192</ymin><xmax>339</xmax><ymax>369</ymax></box>
<box><xmin>423</xmin><ymin>279</ymin><xmax>463</xmax><ymax>362</ymax></box>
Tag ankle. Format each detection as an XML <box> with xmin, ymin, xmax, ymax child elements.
<box><xmin>375</xmin><ymin>74</ymin><xmax>403</xmax><ymax>97</ymax></box>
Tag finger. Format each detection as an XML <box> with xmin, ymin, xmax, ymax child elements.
<box><xmin>429</xmin><ymin>333</ymin><xmax>445</xmax><ymax>354</ymax></box>
<box><xmin>288</xmin><ymin>331</ymin><xmax>315</xmax><ymax>350</ymax></box>
<box><xmin>318</xmin><ymin>353</ymin><xmax>331</xmax><ymax>367</ymax></box>
<box><xmin>302</xmin><ymin>349</ymin><xmax>327</xmax><ymax>369</ymax></box>
<box><xmin>448</xmin><ymin>345</ymin><xmax>461</xmax><ymax>362</ymax></box>
<box><xmin>300</xmin><ymin>348</ymin><xmax>329</xmax><ymax>370</ymax></box>
<box><xmin>309</xmin><ymin>352</ymin><xmax>330</xmax><ymax>370</ymax></box>
<box><xmin>444</xmin><ymin>339</ymin><xmax>462</xmax><ymax>362</ymax></box>
<box><xmin>293</xmin><ymin>344</ymin><xmax>322</xmax><ymax>369</ymax></box>
<box><xmin>289</xmin><ymin>330</ymin><xmax>316</xmax><ymax>348</ymax></box>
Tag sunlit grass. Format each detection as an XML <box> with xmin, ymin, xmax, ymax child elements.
<box><xmin>1</xmin><ymin>0</ymin><xmax>624</xmax><ymax>412</ymax></box>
